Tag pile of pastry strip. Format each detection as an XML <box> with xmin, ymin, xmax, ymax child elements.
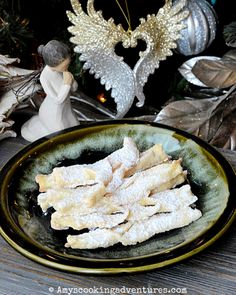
<box><xmin>36</xmin><ymin>137</ymin><xmax>202</xmax><ymax>249</ymax></box>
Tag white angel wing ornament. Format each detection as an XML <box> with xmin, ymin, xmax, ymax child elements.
<box><xmin>67</xmin><ymin>0</ymin><xmax>188</xmax><ymax>118</ymax></box>
<box><xmin>132</xmin><ymin>0</ymin><xmax>188</xmax><ymax>107</ymax></box>
<box><xmin>67</xmin><ymin>0</ymin><xmax>134</xmax><ymax>118</ymax></box>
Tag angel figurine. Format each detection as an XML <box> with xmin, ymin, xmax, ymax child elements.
<box><xmin>21</xmin><ymin>40</ymin><xmax>79</xmax><ymax>142</ymax></box>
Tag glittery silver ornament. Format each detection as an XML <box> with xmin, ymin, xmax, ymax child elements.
<box><xmin>176</xmin><ymin>0</ymin><xmax>217</xmax><ymax>56</ymax></box>
<box><xmin>67</xmin><ymin>0</ymin><xmax>189</xmax><ymax>118</ymax></box>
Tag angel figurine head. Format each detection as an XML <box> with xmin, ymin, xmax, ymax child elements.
<box><xmin>21</xmin><ymin>40</ymin><xmax>79</xmax><ymax>142</ymax></box>
<box><xmin>38</xmin><ymin>40</ymin><xmax>71</xmax><ymax>71</ymax></box>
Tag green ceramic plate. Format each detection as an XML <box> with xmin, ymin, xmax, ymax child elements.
<box><xmin>0</xmin><ymin>121</ymin><xmax>235</xmax><ymax>274</ymax></box>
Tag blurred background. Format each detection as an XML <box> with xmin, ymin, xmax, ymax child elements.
<box><xmin>0</xmin><ymin>0</ymin><xmax>235</xmax><ymax>113</ymax></box>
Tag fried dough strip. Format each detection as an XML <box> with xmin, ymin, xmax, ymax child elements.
<box><xmin>51</xmin><ymin>197</ymin><xmax>123</xmax><ymax>216</ymax></box>
<box><xmin>51</xmin><ymin>209</ymin><xmax>129</xmax><ymax>231</ymax></box>
<box><xmin>37</xmin><ymin>182</ymin><xmax>105</xmax><ymax>212</ymax></box>
<box><xmin>36</xmin><ymin>158</ymin><xmax>112</xmax><ymax>192</ymax></box>
<box><xmin>126</xmin><ymin>203</ymin><xmax>161</xmax><ymax>222</ymax></box>
<box><xmin>65</xmin><ymin>228</ymin><xmax>121</xmax><ymax>249</ymax></box>
<box><xmin>121</xmin><ymin>207</ymin><xmax>202</xmax><ymax>246</ymax></box>
<box><xmin>105</xmin><ymin>165</ymin><xmax>126</xmax><ymax>194</ymax></box>
<box><xmin>65</xmin><ymin>222</ymin><xmax>133</xmax><ymax>249</ymax></box>
<box><xmin>109</xmin><ymin>160</ymin><xmax>185</xmax><ymax>205</ymax></box>
<box><xmin>153</xmin><ymin>172</ymin><xmax>186</xmax><ymax>193</ymax></box>
<box><xmin>106</xmin><ymin>144</ymin><xmax>169</xmax><ymax>194</ymax></box>
<box><xmin>125</xmin><ymin>144</ymin><xmax>169</xmax><ymax>177</ymax></box>
<box><xmin>107</xmin><ymin>137</ymin><xmax>139</xmax><ymax>170</ymax></box>
<box><xmin>151</xmin><ymin>184</ymin><xmax>198</xmax><ymax>212</ymax></box>
<box><xmin>36</xmin><ymin>137</ymin><xmax>139</xmax><ymax>192</ymax></box>
<box><xmin>65</xmin><ymin>207</ymin><xmax>202</xmax><ymax>249</ymax></box>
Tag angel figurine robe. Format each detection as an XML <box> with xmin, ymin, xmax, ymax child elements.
<box><xmin>21</xmin><ymin>40</ymin><xmax>79</xmax><ymax>142</ymax></box>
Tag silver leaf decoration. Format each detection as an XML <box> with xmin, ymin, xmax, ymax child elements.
<box><xmin>178</xmin><ymin>56</ymin><xmax>220</xmax><ymax>86</ymax></box>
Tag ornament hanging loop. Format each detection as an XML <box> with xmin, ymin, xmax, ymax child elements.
<box><xmin>115</xmin><ymin>0</ymin><xmax>132</xmax><ymax>32</ymax></box>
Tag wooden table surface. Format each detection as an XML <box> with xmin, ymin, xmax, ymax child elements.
<box><xmin>0</xmin><ymin>137</ymin><xmax>235</xmax><ymax>295</ymax></box>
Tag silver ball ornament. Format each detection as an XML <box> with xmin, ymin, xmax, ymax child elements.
<box><xmin>176</xmin><ymin>0</ymin><xmax>217</xmax><ymax>56</ymax></box>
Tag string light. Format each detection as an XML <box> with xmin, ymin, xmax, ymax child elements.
<box><xmin>97</xmin><ymin>93</ymin><xmax>107</xmax><ymax>103</ymax></box>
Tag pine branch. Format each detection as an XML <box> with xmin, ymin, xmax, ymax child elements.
<box><xmin>223</xmin><ymin>21</ymin><xmax>236</xmax><ymax>47</ymax></box>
